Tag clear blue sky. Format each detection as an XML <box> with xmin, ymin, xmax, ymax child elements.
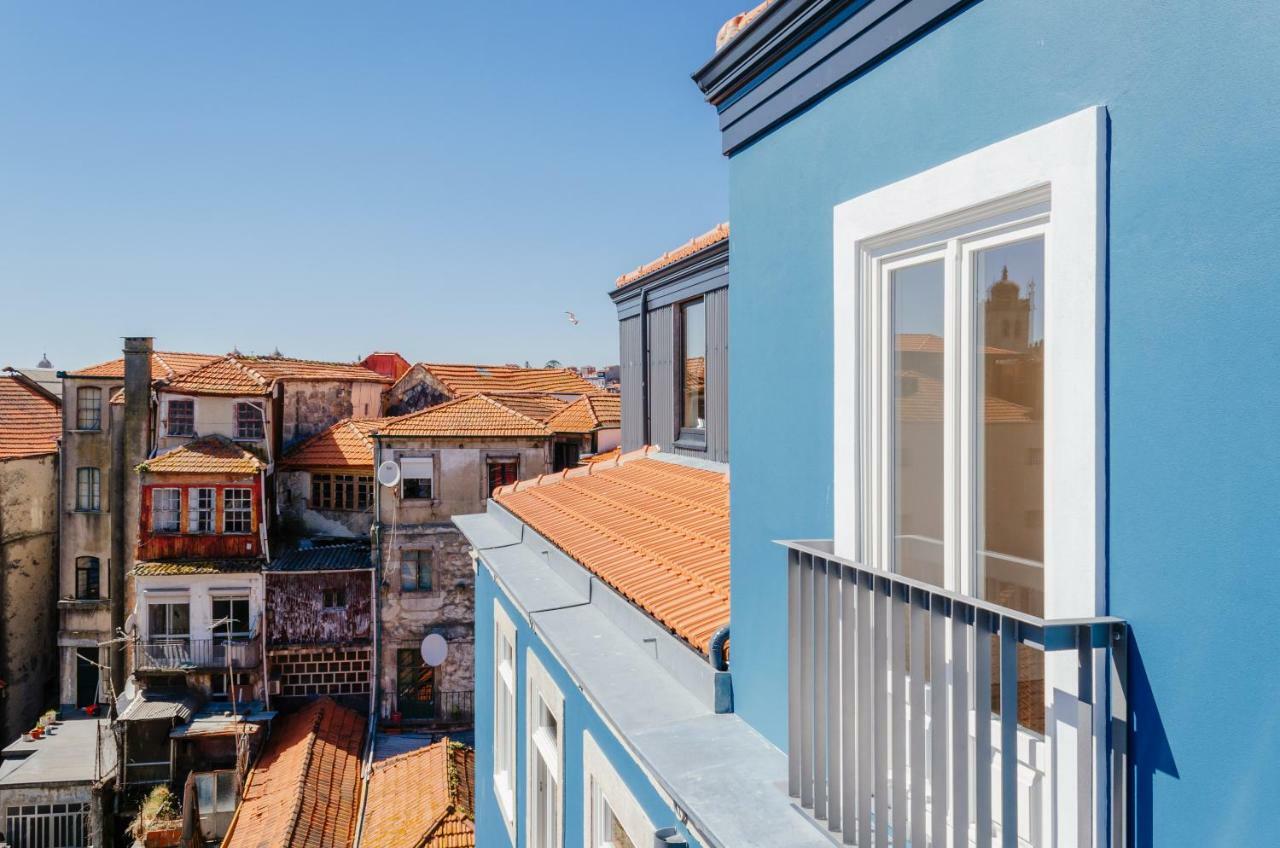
<box><xmin>0</xmin><ymin>2</ymin><xmax>743</xmax><ymax>371</ymax></box>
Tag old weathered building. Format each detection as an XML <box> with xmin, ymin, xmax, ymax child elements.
<box><xmin>0</xmin><ymin>370</ymin><xmax>62</xmax><ymax>746</ymax></box>
<box><xmin>385</xmin><ymin>362</ymin><xmax>599</xmax><ymax>415</ymax></box>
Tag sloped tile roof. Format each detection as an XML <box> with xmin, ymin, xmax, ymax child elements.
<box><xmin>66</xmin><ymin>351</ymin><xmax>220</xmax><ymax>380</ymax></box>
<box><xmin>715</xmin><ymin>1</ymin><xmax>774</xmax><ymax>50</ymax></box>
<box><xmin>408</xmin><ymin>363</ymin><xmax>598</xmax><ymax>397</ymax></box>
<box><xmin>223</xmin><ymin>697</ymin><xmax>365</xmax><ymax>848</ymax></box>
<box><xmin>495</xmin><ymin>449</ymin><xmax>729</xmax><ymax>654</ymax></box>
<box><xmin>0</xmin><ymin>374</ymin><xmax>61</xmax><ymax>460</ymax></box>
<box><xmin>165</xmin><ymin>355</ymin><xmax>391</xmax><ymax>397</ymax></box>
<box><xmin>268</xmin><ymin>543</ymin><xmax>372</xmax><ymax>573</ymax></box>
<box><xmin>582</xmin><ymin>446</ymin><xmax>621</xmax><ymax>465</ymax></box>
<box><xmin>616</xmin><ymin>222</ymin><xmax>728</xmax><ymax>288</ymax></box>
<box><xmin>281</xmin><ymin>419</ymin><xmax>387</xmax><ymax>469</ymax></box>
<box><xmin>476</xmin><ymin>392</ymin><xmax>569</xmax><ymax>423</ymax></box>
<box><xmin>546</xmin><ymin>393</ymin><xmax>621</xmax><ymax>434</ymax></box>
<box><xmin>133</xmin><ymin>559</ymin><xmax>265</xmax><ymax>576</ymax></box>
<box><xmin>378</xmin><ymin>394</ymin><xmax>553</xmax><ymax>438</ymax></box>
<box><xmin>138</xmin><ymin>435</ymin><xmax>266</xmax><ymax>475</ymax></box>
<box><xmin>361</xmin><ymin>740</ymin><xmax>475</xmax><ymax>848</ymax></box>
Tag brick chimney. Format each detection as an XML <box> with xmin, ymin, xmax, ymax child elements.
<box><xmin>112</xmin><ymin>336</ymin><xmax>153</xmax><ymax>693</ymax></box>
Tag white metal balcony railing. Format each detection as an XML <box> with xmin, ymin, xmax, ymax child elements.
<box><xmin>134</xmin><ymin>638</ymin><xmax>260</xmax><ymax>671</ymax></box>
<box><xmin>783</xmin><ymin>541</ymin><xmax>1128</xmax><ymax>848</ymax></box>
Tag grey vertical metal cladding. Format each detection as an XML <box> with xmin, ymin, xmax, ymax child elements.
<box><xmin>619</xmin><ymin>316</ymin><xmax>644</xmax><ymax>452</ymax></box>
<box><xmin>646</xmin><ymin>304</ymin><xmax>675</xmax><ymax>452</ymax></box>
<box><xmin>704</xmin><ymin>286</ymin><xmax>729</xmax><ymax>463</ymax></box>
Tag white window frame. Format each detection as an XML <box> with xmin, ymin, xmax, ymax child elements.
<box><xmin>234</xmin><ymin>401</ymin><xmax>266</xmax><ymax>441</ymax></box>
<box><xmin>493</xmin><ymin>599</ymin><xmax>518</xmax><ymax>841</ymax></box>
<box><xmin>834</xmin><ymin>107</ymin><xmax>1106</xmax><ymax>848</ymax></box>
<box><xmin>833</xmin><ymin>105</ymin><xmax>1106</xmax><ymax>621</ymax></box>
<box><xmin>526</xmin><ymin>648</ymin><xmax>565</xmax><ymax>848</ymax></box>
<box><xmin>399</xmin><ymin>455</ymin><xmax>436</xmax><ymax>501</ymax></box>
<box><xmin>189</xmin><ymin>487</ymin><xmax>216</xmax><ymax>533</ymax></box>
<box><xmin>222</xmin><ymin>488</ymin><xmax>253</xmax><ymax>534</ymax></box>
<box><xmin>152</xmin><ymin>487</ymin><xmax>182</xmax><ymax>533</ymax></box>
<box><xmin>583</xmin><ymin>731</ymin><xmax>653</xmax><ymax>848</ymax></box>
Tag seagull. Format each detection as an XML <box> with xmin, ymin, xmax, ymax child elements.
<box><xmin>565</xmin><ymin>311</ymin><xmax>579</xmax><ymax>326</ymax></box>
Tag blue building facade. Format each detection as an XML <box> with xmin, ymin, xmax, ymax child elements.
<box><xmin>460</xmin><ymin>1</ymin><xmax>1280</xmax><ymax>846</ymax></box>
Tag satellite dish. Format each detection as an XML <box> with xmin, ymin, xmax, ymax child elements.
<box><xmin>420</xmin><ymin>633</ymin><xmax>448</xmax><ymax>667</ymax></box>
<box><xmin>124</xmin><ymin>613</ymin><xmax>137</xmax><ymax>635</ymax></box>
<box><xmin>377</xmin><ymin>460</ymin><xmax>401</xmax><ymax>487</ymax></box>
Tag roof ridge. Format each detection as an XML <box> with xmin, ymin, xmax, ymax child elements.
<box><xmin>280</xmin><ymin>700</ymin><xmax>327</xmax><ymax>847</ymax></box>
<box><xmin>495</xmin><ymin>446</ymin><xmax>657</xmax><ymax>496</ymax></box>
<box><xmin>224</xmin><ymin>355</ymin><xmax>270</xmax><ymax>387</ymax></box>
<box><xmin>476</xmin><ymin>393</ymin><xmax>552</xmax><ymax>432</ymax></box>
<box><xmin>380</xmin><ymin>392</ymin><xmax>479</xmax><ymax>427</ymax></box>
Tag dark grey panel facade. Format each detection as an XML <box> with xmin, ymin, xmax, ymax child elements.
<box><xmin>620</xmin><ymin>316</ymin><xmax>645</xmax><ymax>453</ymax></box>
<box><xmin>692</xmin><ymin>0</ymin><xmax>974</xmax><ymax>155</ymax></box>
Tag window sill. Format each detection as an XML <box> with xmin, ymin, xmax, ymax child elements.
<box><xmin>673</xmin><ymin>430</ymin><xmax>708</xmax><ymax>452</ymax></box>
<box><xmin>73</xmin><ymin>509</ymin><xmax>103</xmax><ymax>514</ymax></box>
<box><xmin>68</xmin><ymin>428</ymin><xmax>103</xmax><ymax>434</ymax></box>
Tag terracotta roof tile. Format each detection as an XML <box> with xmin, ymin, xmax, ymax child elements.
<box><xmin>223</xmin><ymin>697</ymin><xmax>365</xmax><ymax>848</ymax></box>
<box><xmin>406</xmin><ymin>363</ymin><xmax>598</xmax><ymax>398</ymax></box>
<box><xmin>361</xmin><ymin>740</ymin><xmax>474</xmax><ymax>848</ymax></box>
<box><xmin>582</xmin><ymin>446</ymin><xmax>621</xmax><ymax>465</ymax></box>
<box><xmin>495</xmin><ymin>449</ymin><xmax>729</xmax><ymax>654</ymax></box>
<box><xmin>0</xmin><ymin>374</ymin><xmax>60</xmax><ymax>460</ymax></box>
<box><xmin>138</xmin><ymin>434</ymin><xmax>266</xmax><ymax>475</ymax></box>
<box><xmin>281</xmin><ymin>419</ymin><xmax>388</xmax><ymax>469</ymax></box>
<box><xmin>165</xmin><ymin>355</ymin><xmax>390</xmax><ymax>397</ymax></box>
<box><xmin>897</xmin><ymin>370</ymin><xmax>1034</xmax><ymax>423</ymax></box>
<box><xmin>715</xmin><ymin>1</ymin><xmax>774</xmax><ymax>50</ymax></box>
<box><xmin>474</xmin><ymin>392</ymin><xmax>570</xmax><ymax>423</ymax></box>
<box><xmin>546</xmin><ymin>393</ymin><xmax>621</xmax><ymax>434</ymax></box>
<box><xmin>379</xmin><ymin>394</ymin><xmax>553</xmax><ymax>439</ymax></box>
<box><xmin>66</xmin><ymin>351</ymin><xmax>220</xmax><ymax>380</ymax></box>
<box><xmin>616</xmin><ymin>222</ymin><xmax>728</xmax><ymax>288</ymax></box>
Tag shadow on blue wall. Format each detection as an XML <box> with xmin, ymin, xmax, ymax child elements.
<box><xmin>1127</xmin><ymin>634</ymin><xmax>1178</xmax><ymax>848</ymax></box>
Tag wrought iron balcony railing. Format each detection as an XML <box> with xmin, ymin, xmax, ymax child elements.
<box><xmin>782</xmin><ymin>540</ymin><xmax>1128</xmax><ymax>848</ymax></box>
<box><xmin>134</xmin><ymin>638</ymin><xmax>261</xmax><ymax>671</ymax></box>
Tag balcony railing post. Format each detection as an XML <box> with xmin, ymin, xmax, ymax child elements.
<box><xmin>788</xmin><ymin>547</ymin><xmax>802</xmax><ymax>799</ymax></box>
<box><xmin>1000</xmin><ymin>617</ymin><xmax>1020</xmax><ymax>848</ymax></box>
<box><xmin>975</xmin><ymin>609</ymin><xmax>995</xmax><ymax>848</ymax></box>
<box><xmin>841</xmin><ymin>563</ymin><xmax>858</xmax><ymax>844</ymax></box>
<box><xmin>1110</xmin><ymin>624</ymin><xmax>1129</xmax><ymax>848</ymax></box>
<box><xmin>800</xmin><ymin>553</ymin><xmax>815</xmax><ymax>809</ymax></box>
<box><xmin>909</xmin><ymin>588</ymin><xmax>927</xmax><ymax>848</ymax></box>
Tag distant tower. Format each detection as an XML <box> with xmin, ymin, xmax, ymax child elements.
<box><xmin>983</xmin><ymin>265</ymin><xmax>1032</xmax><ymax>351</ymax></box>
<box><xmin>37</xmin><ymin>352</ymin><xmax>52</xmax><ymax>369</ymax></box>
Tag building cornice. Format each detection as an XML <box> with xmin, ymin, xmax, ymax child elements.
<box><xmin>693</xmin><ymin>0</ymin><xmax>975</xmax><ymax>155</ymax></box>
<box><xmin>609</xmin><ymin>237</ymin><xmax>729</xmax><ymax>320</ymax></box>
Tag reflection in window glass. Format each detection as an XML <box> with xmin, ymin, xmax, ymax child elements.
<box><xmin>891</xmin><ymin>260</ymin><xmax>946</xmax><ymax>589</ymax></box>
<box><xmin>975</xmin><ymin>237</ymin><xmax>1046</xmax><ymax>733</ymax></box>
<box><xmin>680</xmin><ymin>299</ymin><xmax>706</xmax><ymax>431</ymax></box>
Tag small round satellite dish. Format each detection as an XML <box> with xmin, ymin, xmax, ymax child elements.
<box><xmin>420</xmin><ymin>633</ymin><xmax>448</xmax><ymax>667</ymax></box>
<box><xmin>377</xmin><ymin>460</ymin><xmax>401</xmax><ymax>487</ymax></box>
<box><xmin>124</xmin><ymin>613</ymin><xmax>137</xmax><ymax>634</ymax></box>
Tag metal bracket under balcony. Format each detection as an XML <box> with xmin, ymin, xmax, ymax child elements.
<box><xmin>780</xmin><ymin>540</ymin><xmax>1129</xmax><ymax>848</ymax></box>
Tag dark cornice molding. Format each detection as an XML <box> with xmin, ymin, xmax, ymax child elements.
<box><xmin>609</xmin><ymin>239</ymin><xmax>729</xmax><ymax>320</ymax></box>
<box><xmin>693</xmin><ymin>0</ymin><xmax>975</xmax><ymax>155</ymax></box>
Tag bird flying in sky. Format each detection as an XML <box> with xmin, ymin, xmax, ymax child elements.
<box><xmin>565</xmin><ymin>311</ymin><xmax>579</xmax><ymax>325</ymax></box>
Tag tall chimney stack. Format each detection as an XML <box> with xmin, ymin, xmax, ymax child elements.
<box><xmin>111</xmin><ymin>336</ymin><xmax>153</xmax><ymax>694</ymax></box>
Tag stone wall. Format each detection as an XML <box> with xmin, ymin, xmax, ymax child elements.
<box><xmin>281</xmin><ymin>381</ymin><xmax>355</xmax><ymax>450</ymax></box>
<box><xmin>384</xmin><ymin>367</ymin><xmax>451</xmax><ymax>415</ymax></box>
<box><xmin>0</xmin><ymin>453</ymin><xmax>58</xmax><ymax>744</ymax></box>
<box><xmin>377</xmin><ymin>524</ymin><xmax>475</xmax><ymax>715</ymax></box>
<box><xmin>277</xmin><ymin>469</ymin><xmax>372</xmax><ymax>538</ymax></box>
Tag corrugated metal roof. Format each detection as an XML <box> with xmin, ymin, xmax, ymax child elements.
<box><xmin>267</xmin><ymin>543</ymin><xmax>372</xmax><ymax>572</ymax></box>
<box><xmin>118</xmin><ymin>690</ymin><xmax>200</xmax><ymax>723</ymax></box>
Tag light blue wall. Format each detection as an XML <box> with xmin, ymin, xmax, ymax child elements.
<box><xmin>725</xmin><ymin>0</ymin><xmax>1280</xmax><ymax>843</ymax></box>
<box><xmin>472</xmin><ymin>564</ymin><xmax>703</xmax><ymax>848</ymax></box>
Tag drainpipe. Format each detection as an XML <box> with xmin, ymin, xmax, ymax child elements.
<box><xmin>370</xmin><ymin>436</ymin><xmax>384</xmax><ymax>721</ymax></box>
<box><xmin>709</xmin><ymin>626</ymin><xmax>730</xmax><ymax>672</ymax></box>
<box><xmin>640</xmin><ymin>284</ymin><xmax>651</xmax><ymax>446</ymax></box>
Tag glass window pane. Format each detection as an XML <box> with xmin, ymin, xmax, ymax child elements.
<box><xmin>891</xmin><ymin>260</ymin><xmax>946</xmax><ymax>588</ymax></box>
<box><xmin>681</xmin><ymin>299</ymin><xmax>706</xmax><ymax>430</ymax></box>
<box><xmin>975</xmin><ymin>237</ymin><xmax>1045</xmax><ymax>733</ymax></box>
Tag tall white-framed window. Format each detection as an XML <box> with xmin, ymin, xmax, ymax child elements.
<box><xmin>222</xmin><ymin>488</ymin><xmax>253</xmax><ymax>534</ymax></box>
<box><xmin>152</xmin><ymin>488</ymin><xmax>181</xmax><ymax>533</ymax></box>
<box><xmin>833</xmin><ymin>106</ymin><xmax>1106</xmax><ymax>845</ymax></box>
<box><xmin>189</xmin><ymin>488</ymin><xmax>216</xmax><ymax>533</ymax></box>
<box><xmin>493</xmin><ymin>599</ymin><xmax>518</xmax><ymax>841</ymax></box>
<box><xmin>526</xmin><ymin>649</ymin><xmax>564</xmax><ymax>848</ymax></box>
<box><xmin>583</xmin><ymin>731</ymin><xmax>653</xmax><ymax>848</ymax></box>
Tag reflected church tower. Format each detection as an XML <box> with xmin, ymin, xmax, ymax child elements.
<box><xmin>983</xmin><ymin>265</ymin><xmax>1033</xmax><ymax>352</ymax></box>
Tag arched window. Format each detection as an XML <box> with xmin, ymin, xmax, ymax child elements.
<box><xmin>76</xmin><ymin>387</ymin><xmax>102</xmax><ymax>430</ymax></box>
<box><xmin>76</xmin><ymin>557</ymin><xmax>101</xmax><ymax>600</ymax></box>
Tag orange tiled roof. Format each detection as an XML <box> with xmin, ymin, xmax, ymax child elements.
<box><xmin>138</xmin><ymin>435</ymin><xmax>266</xmax><ymax>475</ymax></box>
<box><xmin>495</xmin><ymin>448</ymin><xmax>729</xmax><ymax>654</ymax></box>
<box><xmin>547</xmin><ymin>393</ymin><xmax>621</xmax><ymax>434</ymax></box>
<box><xmin>616</xmin><ymin>222</ymin><xmax>728</xmax><ymax>288</ymax></box>
<box><xmin>408</xmin><ymin>363</ymin><xmax>598</xmax><ymax>398</ymax></box>
<box><xmin>165</xmin><ymin>355</ymin><xmax>391</xmax><ymax>397</ymax></box>
<box><xmin>379</xmin><ymin>394</ymin><xmax>554</xmax><ymax>439</ymax></box>
<box><xmin>477</xmin><ymin>392</ymin><xmax>570</xmax><ymax>423</ymax></box>
<box><xmin>582</xmin><ymin>446</ymin><xmax>621</xmax><ymax>465</ymax></box>
<box><xmin>281</xmin><ymin>418</ymin><xmax>387</xmax><ymax>470</ymax></box>
<box><xmin>222</xmin><ymin>697</ymin><xmax>365</xmax><ymax>848</ymax></box>
<box><xmin>0</xmin><ymin>374</ymin><xmax>60</xmax><ymax>460</ymax></box>
<box><xmin>66</xmin><ymin>351</ymin><xmax>220</xmax><ymax>380</ymax></box>
<box><xmin>715</xmin><ymin>1</ymin><xmax>774</xmax><ymax>50</ymax></box>
<box><xmin>361</xmin><ymin>740</ymin><xmax>475</xmax><ymax>848</ymax></box>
